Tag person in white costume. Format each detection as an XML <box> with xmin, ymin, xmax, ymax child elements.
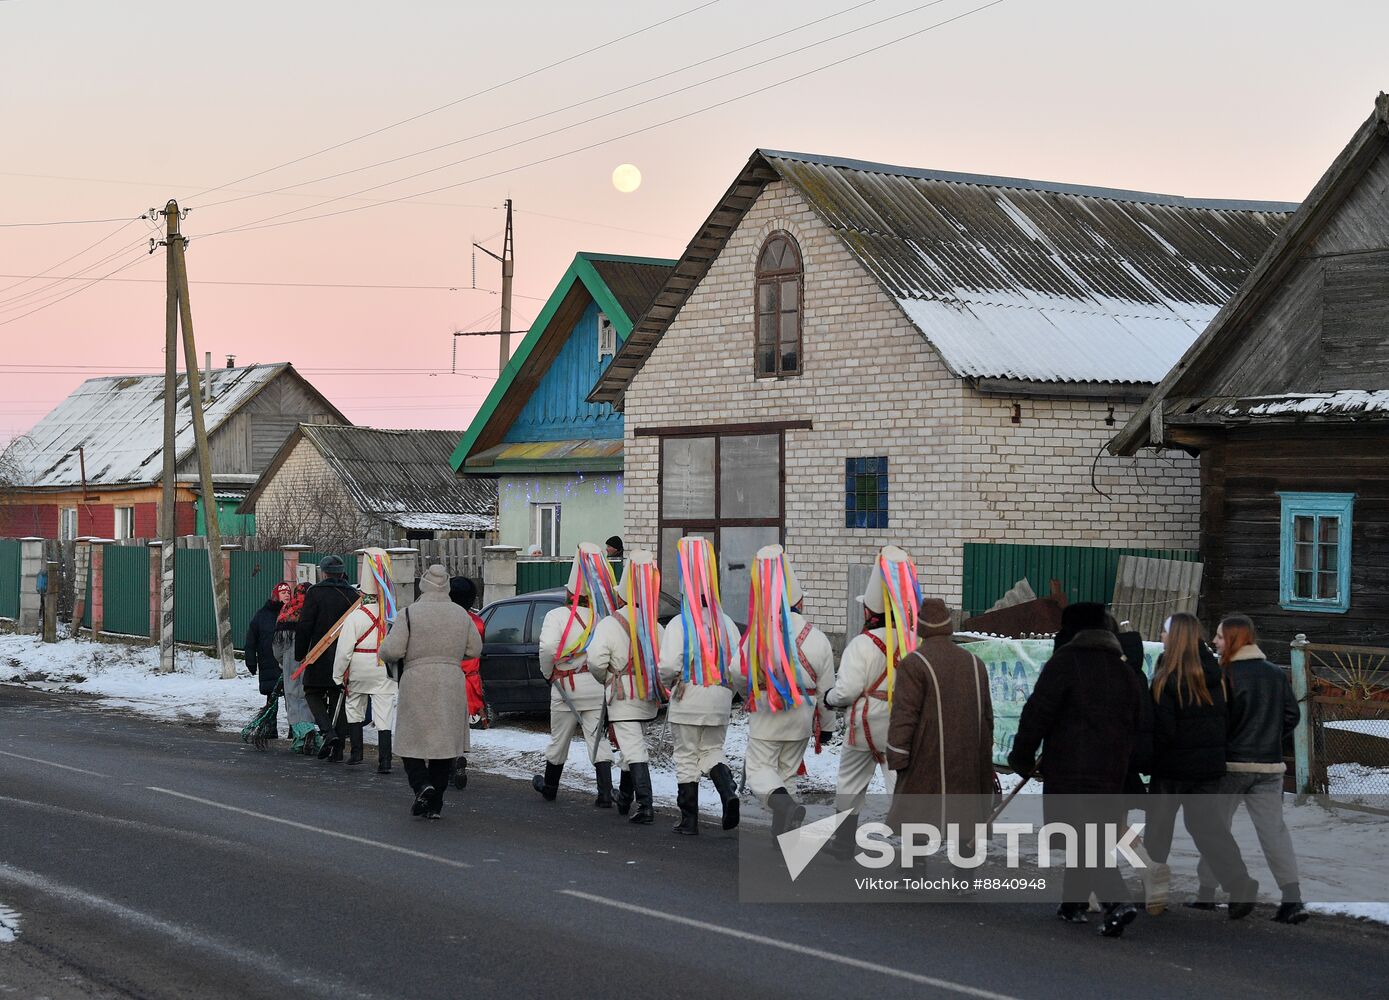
<box><xmin>331</xmin><ymin>548</ymin><xmax>400</xmax><ymax>773</ymax></box>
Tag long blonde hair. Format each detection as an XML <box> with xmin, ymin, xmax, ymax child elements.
<box><xmin>1153</xmin><ymin>612</ymin><xmax>1214</xmax><ymax>707</ymax></box>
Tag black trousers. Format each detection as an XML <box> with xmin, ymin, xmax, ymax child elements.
<box><xmin>303</xmin><ymin>685</ymin><xmax>348</xmax><ymax>742</ymax></box>
<box><xmin>1144</xmin><ymin>777</ymin><xmax>1251</xmax><ymax>892</ymax></box>
<box><xmin>1044</xmin><ymin>795</ymin><xmax>1131</xmax><ymax>907</ymax></box>
<box><xmin>402</xmin><ymin>758</ymin><xmax>453</xmax><ymax>799</ymax></box>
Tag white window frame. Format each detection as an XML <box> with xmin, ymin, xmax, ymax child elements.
<box><xmin>532</xmin><ymin>503</ymin><xmax>561</xmax><ymax>558</ymax></box>
<box><xmin>59</xmin><ymin>507</ymin><xmax>78</xmax><ymax>542</ymax></box>
<box><xmin>597</xmin><ymin>312</ymin><xmax>617</xmax><ymax>359</ymax></box>
<box><xmin>113</xmin><ymin>506</ymin><xmax>135</xmax><ymax>540</ymax></box>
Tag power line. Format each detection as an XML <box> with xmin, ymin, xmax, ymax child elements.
<box><xmin>0</xmin><ymin>272</ymin><xmax>506</xmax><ymax>292</ymax></box>
<box><xmin>0</xmin><ymin>251</ymin><xmax>151</xmax><ymax>329</ymax></box>
<box><xmin>0</xmin><ymin>214</ymin><xmax>145</xmax><ymax>228</ymax></box>
<box><xmin>0</xmin><ymin>216</ymin><xmax>144</xmax><ymax>297</ymax></box>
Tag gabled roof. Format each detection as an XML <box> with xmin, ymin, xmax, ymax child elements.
<box><xmin>449</xmin><ymin>252</ymin><xmax>676</xmax><ymax>471</ymax></box>
<box><xmin>243</xmin><ymin>424</ymin><xmax>496</xmax><ymax>529</ymax></box>
<box><xmin>1113</xmin><ymin>94</ymin><xmax>1389</xmax><ymax>454</ymax></box>
<box><xmin>6</xmin><ymin>363</ymin><xmax>347</xmax><ymax>489</ymax></box>
<box><xmin>589</xmin><ymin>150</ymin><xmax>1295</xmax><ymax>406</ymax></box>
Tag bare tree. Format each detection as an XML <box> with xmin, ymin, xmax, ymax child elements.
<box><xmin>0</xmin><ymin>436</ymin><xmax>39</xmax><ymax>537</ymax></box>
<box><xmin>253</xmin><ymin>471</ymin><xmax>382</xmax><ymax>554</ymax></box>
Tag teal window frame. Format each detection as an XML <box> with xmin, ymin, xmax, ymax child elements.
<box><xmin>1278</xmin><ymin>491</ymin><xmax>1354</xmax><ymax>614</ymax></box>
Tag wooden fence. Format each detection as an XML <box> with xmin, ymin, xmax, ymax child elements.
<box><xmin>1109</xmin><ymin>554</ymin><xmax>1204</xmax><ymax>640</ymax></box>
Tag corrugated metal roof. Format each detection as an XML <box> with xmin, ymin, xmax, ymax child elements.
<box><xmin>300</xmin><ymin>425</ymin><xmax>496</xmax><ymax>525</ymax></box>
<box><xmin>586</xmin><ymin>257</ymin><xmax>675</xmax><ymax>326</ymax></box>
<box><xmin>9</xmin><ymin>364</ymin><xmax>290</xmax><ymax>488</ymax></box>
<box><xmin>763</xmin><ymin>151</ymin><xmax>1295</xmax><ymax>384</ymax></box>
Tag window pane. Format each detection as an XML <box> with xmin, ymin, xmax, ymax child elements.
<box><xmin>760</xmin><ymin>239</ymin><xmax>784</xmax><ymax>271</ymax></box>
<box><xmin>1319</xmin><ymin>517</ymin><xmax>1339</xmax><ymax>545</ymax></box>
<box><xmin>1317</xmin><ymin>572</ymin><xmax>1339</xmax><ymax>601</ymax></box>
<box><xmin>1319</xmin><ymin>544</ymin><xmax>1338</xmax><ymax>572</ymax></box>
<box><xmin>720</xmin><ymin>434</ymin><xmax>779</xmax><ymax>519</ymax></box>
<box><xmin>779</xmin><ymin>311</ymin><xmax>797</xmax><ymax>346</ymax></box>
<box><xmin>661</xmin><ymin>437</ymin><xmax>715</xmax><ymax>519</ymax></box>
<box><xmin>781</xmin><ymin>345</ymin><xmax>799</xmax><ymax>373</ymax></box>
<box><xmin>540</xmin><ymin>510</ymin><xmax>553</xmax><ymax>556</ymax></box>
<box><xmin>1293</xmin><ymin>515</ymin><xmax>1314</xmax><ymax>544</ymax></box>
<box><xmin>527</xmin><ymin>600</ymin><xmax>564</xmax><ymax>643</ymax></box>
<box><xmin>758</xmin><ymin>312</ymin><xmax>776</xmax><ymax>346</ymax></box>
<box><xmin>1293</xmin><ymin>543</ymin><xmax>1314</xmax><ymax>572</ymax></box>
<box><xmin>757</xmin><ymin>347</ymin><xmax>776</xmax><ymax>376</ymax></box>
<box><xmin>1293</xmin><ymin>571</ymin><xmax>1314</xmax><ymax>599</ymax></box>
<box><xmin>780</xmin><ymin>280</ymin><xmax>798</xmax><ymax>311</ymax></box>
<box><xmin>757</xmin><ymin>282</ymin><xmax>775</xmax><ymax>313</ymax></box>
<box><xmin>662</xmin><ymin>529</ymin><xmax>712</xmax><ymax>603</ymax></box>
<box><xmin>719</xmin><ymin>526</ymin><xmax>782</xmax><ymax>626</ymax></box>
<box><xmin>484</xmin><ymin>602</ymin><xmax>528</xmax><ymax>644</ymax></box>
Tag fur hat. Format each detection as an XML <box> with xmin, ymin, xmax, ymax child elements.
<box><xmin>917</xmin><ymin>597</ymin><xmax>953</xmax><ymax>639</ymax></box>
<box><xmin>858</xmin><ymin>545</ymin><xmax>912</xmax><ymax>614</ymax></box>
<box><xmin>616</xmin><ymin>549</ymin><xmax>658</xmax><ymax>605</ymax></box>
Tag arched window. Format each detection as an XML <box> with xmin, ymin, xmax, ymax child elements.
<box><xmin>754</xmin><ymin>232</ymin><xmax>802</xmax><ymax>377</ymax></box>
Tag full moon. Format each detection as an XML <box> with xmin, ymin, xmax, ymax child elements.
<box><xmin>612</xmin><ymin>163</ymin><xmax>642</xmax><ymax>193</ymax></box>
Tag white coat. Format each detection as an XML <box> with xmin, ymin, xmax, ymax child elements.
<box><xmin>538</xmin><ymin>604</ymin><xmax>605</xmax><ymax>712</ymax></box>
<box><xmin>826</xmin><ymin>628</ymin><xmax>890</xmax><ymax>753</ymax></box>
<box><xmin>332</xmin><ymin>602</ymin><xmax>398</xmax><ymax>696</ymax></box>
<box><xmin>659</xmin><ymin>614</ymin><xmax>740</xmax><ymax>727</ymax></box>
<box><xmin>734</xmin><ymin>611</ymin><xmax>837</xmax><ymax>742</ymax></box>
<box><xmin>587</xmin><ymin>611</ymin><xmax>660</xmax><ymax>722</ymax></box>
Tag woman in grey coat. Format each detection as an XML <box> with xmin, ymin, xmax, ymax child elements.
<box><xmin>379</xmin><ymin>565</ymin><xmax>483</xmax><ymax>819</ymax></box>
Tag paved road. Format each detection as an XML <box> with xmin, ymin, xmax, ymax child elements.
<box><xmin>0</xmin><ymin>686</ymin><xmax>1385</xmax><ymax>1000</ymax></box>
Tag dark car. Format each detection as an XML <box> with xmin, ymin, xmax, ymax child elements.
<box><xmin>478</xmin><ymin>588</ymin><xmax>681</xmax><ymax>717</ymax></box>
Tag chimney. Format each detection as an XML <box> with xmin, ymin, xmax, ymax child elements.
<box><xmin>225</xmin><ymin>354</ymin><xmax>236</xmax><ymax>369</ymax></box>
<box><xmin>203</xmin><ymin>351</ymin><xmax>212</xmax><ymax>404</ymax></box>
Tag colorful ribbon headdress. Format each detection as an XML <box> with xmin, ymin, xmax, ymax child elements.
<box><xmin>364</xmin><ymin>550</ymin><xmax>396</xmax><ymax>642</ymax></box>
<box><xmin>677</xmin><ymin>536</ymin><xmax>733</xmax><ymax>687</ymax></box>
<box><xmin>556</xmin><ymin>542</ymin><xmax>619</xmax><ymax>660</ymax></box>
<box><xmin>620</xmin><ymin>552</ymin><xmax>664</xmax><ymax>701</ymax></box>
<box><xmin>873</xmin><ymin>547</ymin><xmax>920</xmax><ymax>703</ymax></box>
<box><xmin>742</xmin><ymin>545</ymin><xmax>815</xmax><ymax>713</ymax></box>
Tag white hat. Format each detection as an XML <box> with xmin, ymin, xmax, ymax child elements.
<box><xmin>858</xmin><ymin>545</ymin><xmax>912</xmax><ymax>614</ymax></box>
<box><xmin>567</xmin><ymin>541</ymin><xmax>606</xmax><ymax>593</ymax></box>
<box><xmin>617</xmin><ymin>549</ymin><xmax>658</xmax><ymax>605</ymax></box>
<box><xmin>357</xmin><ymin>547</ymin><xmax>392</xmax><ymax>597</ymax></box>
<box><xmin>753</xmin><ymin>544</ymin><xmax>802</xmax><ymax>607</ymax></box>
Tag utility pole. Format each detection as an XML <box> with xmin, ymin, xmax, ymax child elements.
<box><xmin>472</xmin><ymin>199</ymin><xmax>515</xmax><ymax>375</ymax></box>
<box><xmin>163</xmin><ymin>201</ymin><xmax>237</xmax><ymax>679</ymax></box>
<box><xmin>158</xmin><ymin>200</ymin><xmax>178</xmax><ymax>674</ymax></box>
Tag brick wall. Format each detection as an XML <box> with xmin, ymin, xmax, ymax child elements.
<box><xmin>622</xmin><ymin>180</ymin><xmax>1199</xmax><ymax>637</ymax></box>
<box><xmin>252</xmin><ymin>436</ymin><xmax>372</xmax><ymax>543</ymax></box>
<box><xmin>0</xmin><ymin>499</ymin><xmax>193</xmax><ymax>539</ymax></box>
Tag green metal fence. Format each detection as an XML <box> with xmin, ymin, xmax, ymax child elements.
<box><xmin>101</xmin><ymin>544</ymin><xmax>149</xmax><ymax>637</ymax></box>
<box><xmin>231</xmin><ymin>549</ymin><xmax>284</xmax><ymax>649</ymax></box>
<box><xmin>174</xmin><ymin>548</ymin><xmax>216</xmax><ymax>646</ymax></box>
<box><xmin>961</xmin><ymin>542</ymin><xmax>1199</xmax><ymax>618</ymax></box>
<box><xmin>0</xmin><ymin>539</ymin><xmax>19</xmax><ymax>621</ymax></box>
<box><xmin>515</xmin><ymin>558</ymin><xmax>622</xmax><ymax>597</ymax></box>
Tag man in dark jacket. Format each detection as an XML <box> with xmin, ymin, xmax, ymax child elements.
<box><xmin>1008</xmin><ymin>602</ymin><xmax>1144</xmax><ymax>937</ymax></box>
<box><xmin>244</xmin><ymin>586</ymin><xmax>286</xmax><ymax>736</ymax></box>
<box><xmin>295</xmin><ymin>556</ymin><xmax>359</xmax><ymax>762</ymax></box>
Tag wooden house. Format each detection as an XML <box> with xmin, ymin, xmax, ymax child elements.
<box><xmin>588</xmin><ymin>150</ymin><xmax>1295</xmax><ymax>637</ymax></box>
<box><xmin>0</xmin><ymin>363</ymin><xmax>345</xmax><ymax>540</ymax></box>
<box><xmin>1114</xmin><ymin>94</ymin><xmax>1389</xmax><ymax>658</ymax></box>
<box><xmin>450</xmin><ymin>252</ymin><xmax>675</xmax><ymax>556</ymax></box>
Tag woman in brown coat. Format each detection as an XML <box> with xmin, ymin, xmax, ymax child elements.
<box><xmin>885</xmin><ymin>598</ymin><xmax>995</xmax><ymax>831</ymax></box>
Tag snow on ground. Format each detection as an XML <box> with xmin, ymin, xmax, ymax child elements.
<box><xmin>3</xmin><ymin>632</ymin><xmax>1388</xmax><ymax>924</ymax></box>
<box><xmin>0</xmin><ymin>902</ymin><xmax>19</xmax><ymax>943</ymax></box>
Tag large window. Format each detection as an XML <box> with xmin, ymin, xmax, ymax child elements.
<box><xmin>1279</xmin><ymin>492</ymin><xmax>1354</xmax><ymax>613</ymax></box>
<box><xmin>113</xmin><ymin>506</ymin><xmax>135</xmax><ymax>540</ymax></box>
<box><xmin>755</xmin><ymin>232</ymin><xmax>803</xmax><ymax>378</ymax></box>
<box><xmin>658</xmin><ymin>428</ymin><xmax>785</xmax><ymax>622</ymax></box>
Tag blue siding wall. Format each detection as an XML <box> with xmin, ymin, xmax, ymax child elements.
<box><xmin>504</xmin><ymin>300</ymin><xmax>624</xmax><ymax>443</ymax></box>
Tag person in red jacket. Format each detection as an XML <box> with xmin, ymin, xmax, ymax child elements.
<box><xmin>450</xmin><ymin>577</ymin><xmax>488</xmax><ymax>789</ymax></box>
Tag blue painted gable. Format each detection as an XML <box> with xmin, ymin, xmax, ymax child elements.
<box><xmin>504</xmin><ymin>299</ymin><xmax>624</xmax><ymax>443</ymax></box>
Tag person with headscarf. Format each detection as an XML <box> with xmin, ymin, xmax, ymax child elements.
<box><xmin>587</xmin><ymin>549</ymin><xmax>663</xmax><ymax>822</ymax></box>
<box><xmin>243</xmin><ymin>582</ymin><xmax>286</xmax><ymax>739</ymax></box>
<box><xmin>733</xmin><ymin>545</ymin><xmax>835</xmax><ymax>839</ymax></box>
<box><xmin>332</xmin><ymin>549</ymin><xmax>400</xmax><ymax>772</ymax></box>
<box><xmin>378</xmin><ymin>564</ymin><xmax>482</xmax><ymax>819</ymax></box>
<box><xmin>448</xmin><ymin>575</ymin><xmax>488</xmax><ymax>791</ymax></box>
<box><xmin>658</xmin><ymin>536</ymin><xmax>741</xmax><ymax>835</ymax></box>
<box><xmin>295</xmin><ymin>554</ymin><xmax>360</xmax><ymax>762</ymax></box>
<box><xmin>272</xmin><ymin>581</ymin><xmax>317</xmax><ymax>753</ymax></box>
<box><xmin>823</xmin><ymin>545</ymin><xmax>919</xmax><ymax>858</ymax></box>
<box><xmin>885</xmin><ymin>597</ymin><xmax>995</xmax><ymax>837</ymax></box>
<box><xmin>532</xmin><ymin>542</ymin><xmax>619</xmax><ymax>803</ymax></box>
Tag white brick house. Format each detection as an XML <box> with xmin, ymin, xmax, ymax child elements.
<box><xmin>589</xmin><ymin>151</ymin><xmax>1295</xmax><ymax>640</ymax></box>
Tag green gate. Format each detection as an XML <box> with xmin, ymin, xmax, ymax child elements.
<box><xmin>101</xmin><ymin>544</ymin><xmax>150</xmax><ymax>637</ymax></box>
<box><xmin>961</xmin><ymin>543</ymin><xmax>1199</xmax><ymax>618</ymax></box>
<box><xmin>174</xmin><ymin>548</ymin><xmax>215</xmax><ymax>646</ymax></box>
<box><xmin>231</xmin><ymin>549</ymin><xmax>285</xmax><ymax>650</ymax></box>
<box><xmin>515</xmin><ymin>559</ymin><xmax>622</xmax><ymax>597</ymax></box>
<box><xmin>0</xmin><ymin>539</ymin><xmax>19</xmax><ymax>621</ymax></box>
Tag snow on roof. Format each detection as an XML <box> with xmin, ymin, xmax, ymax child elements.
<box><xmin>1225</xmin><ymin>389</ymin><xmax>1389</xmax><ymax>417</ymax></box>
<box><xmin>9</xmin><ymin>364</ymin><xmax>290</xmax><ymax>489</ymax></box>
<box><xmin>385</xmin><ymin>512</ymin><xmax>495</xmax><ymax>532</ymax></box>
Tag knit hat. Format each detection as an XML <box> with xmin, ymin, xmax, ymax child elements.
<box><xmin>319</xmin><ymin>554</ymin><xmax>346</xmax><ymax>576</ymax></box>
<box><xmin>606</xmin><ymin>535</ymin><xmax>624</xmax><ymax>556</ymax></box>
<box><xmin>449</xmin><ymin>576</ymin><xmax>478</xmax><ymax>609</ymax></box>
<box><xmin>917</xmin><ymin>597</ymin><xmax>953</xmax><ymax>639</ymax></box>
<box><xmin>420</xmin><ymin>564</ymin><xmax>450</xmax><ymax>593</ymax></box>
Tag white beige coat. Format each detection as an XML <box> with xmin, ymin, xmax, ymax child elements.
<box><xmin>734</xmin><ymin>611</ymin><xmax>837</xmax><ymax>742</ymax></box>
<box><xmin>826</xmin><ymin>628</ymin><xmax>890</xmax><ymax>752</ymax></box>
<box><xmin>331</xmin><ymin>601</ymin><xmax>399</xmax><ymax>696</ymax></box>
<box><xmin>587</xmin><ymin>611</ymin><xmax>660</xmax><ymax>722</ymax></box>
<box><xmin>538</xmin><ymin>604</ymin><xmax>606</xmax><ymax>712</ymax></box>
<box><xmin>659</xmin><ymin>615</ymin><xmax>739</xmax><ymax>727</ymax></box>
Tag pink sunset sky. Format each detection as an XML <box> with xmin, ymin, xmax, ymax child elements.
<box><xmin>1</xmin><ymin>0</ymin><xmax>1385</xmax><ymax>440</ymax></box>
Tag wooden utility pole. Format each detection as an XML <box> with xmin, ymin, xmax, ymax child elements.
<box><xmin>158</xmin><ymin>200</ymin><xmax>178</xmax><ymax>673</ymax></box>
<box><xmin>471</xmin><ymin>200</ymin><xmax>516</xmax><ymax>375</ymax></box>
<box><xmin>166</xmin><ymin>201</ymin><xmax>236</xmax><ymax>679</ymax></box>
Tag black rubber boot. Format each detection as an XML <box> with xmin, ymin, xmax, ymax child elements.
<box><xmin>1228</xmin><ymin>877</ymin><xmax>1259</xmax><ymax>921</ymax></box>
<box><xmin>768</xmin><ymin>788</ymin><xmax>804</xmax><ymax>839</ymax></box>
<box><xmin>708</xmin><ymin>762</ymin><xmax>740</xmax><ymax>830</ymax></box>
<box><xmin>1098</xmin><ymin>902</ymin><xmax>1139</xmax><ymax>938</ymax></box>
<box><xmin>615</xmin><ymin>768</ymin><xmax>635</xmax><ymax>816</ymax></box>
<box><xmin>452</xmin><ymin>755</ymin><xmax>468</xmax><ymax>790</ymax></box>
<box><xmin>594</xmin><ymin>762</ymin><xmax>614</xmax><ymax>808</ymax></box>
<box><xmin>1273</xmin><ymin>901</ymin><xmax>1309</xmax><ymax>925</ymax></box>
<box><xmin>316</xmin><ymin>731</ymin><xmax>337</xmax><ymax>760</ymax></box>
<box><xmin>629</xmin><ymin>762</ymin><xmax>654</xmax><ymax>825</ymax></box>
<box><xmin>532</xmin><ymin>762</ymin><xmax>562</xmax><ymax>801</ymax></box>
<box><xmin>673</xmin><ymin>782</ymin><xmax>699</xmax><ymax>835</ymax></box>
<box><xmin>346</xmin><ymin>723</ymin><xmax>365</xmax><ymax>765</ymax></box>
<box><xmin>412</xmin><ymin>784</ymin><xmax>435</xmax><ymax>818</ymax></box>
<box><xmin>376</xmin><ymin>731</ymin><xmax>392</xmax><ymax>774</ymax></box>
<box><xmin>328</xmin><ymin>735</ymin><xmax>345</xmax><ymax>763</ymax></box>
<box><xmin>826</xmin><ymin>812</ymin><xmax>858</xmax><ymax>860</ymax></box>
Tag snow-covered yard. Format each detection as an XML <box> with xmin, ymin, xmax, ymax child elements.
<box><xmin>2</xmin><ymin>631</ymin><xmax>1386</xmax><ymax>925</ymax></box>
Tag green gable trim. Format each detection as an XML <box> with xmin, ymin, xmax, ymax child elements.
<box><xmin>449</xmin><ymin>252</ymin><xmax>674</xmax><ymax>472</ymax></box>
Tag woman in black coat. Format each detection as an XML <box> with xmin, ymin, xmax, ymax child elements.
<box><xmin>244</xmin><ymin>590</ymin><xmax>285</xmax><ymax>696</ymax></box>
<box><xmin>1143</xmin><ymin>613</ymin><xmax>1256</xmax><ymax>919</ymax></box>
